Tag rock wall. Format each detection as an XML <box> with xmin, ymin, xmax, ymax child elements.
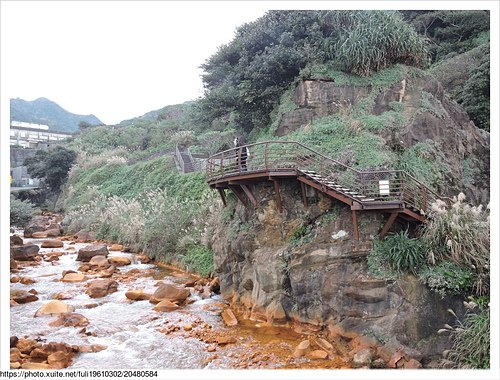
<box><xmin>211</xmin><ymin>180</ymin><xmax>465</xmax><ymax>360</ymax></box>
<box><xmin>275</xmin><ymin>70</ymin><xmax>489</xmax><ymax>204</ymax></box>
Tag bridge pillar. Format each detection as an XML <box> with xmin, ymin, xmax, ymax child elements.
<box><xmin>351</xmin><ymin>210</ymin><xmax>360</xmax><ymax>240</ymax></box>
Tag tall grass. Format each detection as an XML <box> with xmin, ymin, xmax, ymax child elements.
<box><xmin>423</xmin><ymin>194</ymin><xmax>490</xmax><ymax>295</ymax></box>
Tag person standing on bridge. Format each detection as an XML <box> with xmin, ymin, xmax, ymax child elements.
<box><xmin>234</xmin><ymin>136</ymin><xmax>249</xmax><ymax>172</ymax></box>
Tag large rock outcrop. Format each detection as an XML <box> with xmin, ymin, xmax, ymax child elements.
<box><xmin>275</xmin><ymin>69</ymin><xmax>489</xmax><ymax>204</ymax></box>
<box><xmin>211</xmin><ymin>180</ymin><xmax>465</xmax><ymax>360</ymax></box>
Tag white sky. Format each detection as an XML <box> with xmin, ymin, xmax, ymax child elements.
<box><xmin>0</xmin><ymin>1</ymin><xmax>269</xmax><ymax>125</ymax></box>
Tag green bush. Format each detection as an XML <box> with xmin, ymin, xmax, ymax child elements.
<box><xmin>372</xmin><ymin>230</ymin><xmax>426</xmax><ymax>274</ymax></box>
<box><xmin>10</xmin><ymin>195</ymin><xmax>39</xmax><ymax>228</ymax></box>
<box><xmin>418</xmin><ymin>261</ymin><xmax>473</xmax><ymax>297</ymax></box>
<box><xmin>423</xmin><ymin>194</ymin><xmax>489</xmax><ymax>295</ymax></box>
<box><xmin>448</xmin><ymin>304</ymin><xmax>490</xmax><ymax>368</ymax></box>
<box><xmin>184</xmin><ymin>245</ymin><xmax>214</xmax><ymax>277</ymax></box>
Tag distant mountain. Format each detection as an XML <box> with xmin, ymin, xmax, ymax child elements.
<box><xmin>10</xmin><ymin>97</ymin><xmax>102</xmax><ymax>133</ymax></box>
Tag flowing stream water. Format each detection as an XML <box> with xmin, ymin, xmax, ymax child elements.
<box><xmin>11</xmin><ymin>233</ymin><xmax>347</xmax><ymax>370</ymax></box>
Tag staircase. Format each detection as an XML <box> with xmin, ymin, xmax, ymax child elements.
<box><xmin>175</xmin><ymin>146</ymin><xmax>195</xmax><ymax>174</ymax></box>
<box><xmin>205</xmin><ymin>141</ymin><xmax>449</xmax><ymax>237</ymax></box>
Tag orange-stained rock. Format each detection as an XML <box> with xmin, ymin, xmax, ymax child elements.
<box><xmin>150</xmin><ymin>283</ymin><xmax>190</xmax><ymax>304</ymax></box>
<box><xmin>10</xmin><ymin>362</ymin><xmax>21</xmax><ymax>369</ymax></box>
<box><xmin>46</xmin><ymin>229</ymin><xmax>61</xmax><ymax>237</ymax></box>
<box><xmin>77</xmin><ymin>244</ymin><xmax>108</xmax><ymax>262</ymax></box>
<box><xmin>216</xmin><ymin>336</ymin><xmax>236</xmax><ymax>345</ymax></box>
<box><xmin>21</xmin><ymin>362</ymin><xmax>52</xmax><ymax>370</ymax></box>
<box><xmin>109</xmin><ymin>244</ymin><xmax>124</xmax><ymax>251</ymax></box>
<box><xmin>32</xmin><ymin>231</ymin><xmax>48</xmax><ymax>238</ymax></box>
<box><xmin>220</xmin><ymin>308</ymin><xmax>238</xmax><ymax>326</ymax></box>
<box><xmin>20</xmin><ymin>276</ymin><xmax>36</xmax><ymax>285</ymax></box>
<box><xmin>89</xmin><ymin>255</ymin><xmax>110</xmax><ymax>267</ymax></box>
<box><xmin>125</xmin><ymin>290</ymin><xmax>152</xmax><ymax>301</ymax></box>
<box><xmin>10</xmin><ymin>348</ymin><xmax>22</xmax><ymax>362</ymax></box>
<box><xmin>85</xmin><ymin>279</ymin><xmax>118</xmax><ymax>298</ymax></box>
<box><xmin>54</xmin><ymin>292</ymin><xmax>73</xmax><ymax>300</ymax></box>
<box><xmin>108</xmin><ymin>256</ymin><xmax>131</xmax><ymax>266</ymax></box>
<box><xmin>11</xmin><ymin>289</ymin><xmax>38</xmax><ymax>304</ymax></box>
<box><xmin>403</xmin><ymin>358</ymin><xmax>422</xmax><ymax>369</ymax></box>
<box><xmin>16</xmin><ymin>338</ymin><xmax>40</xmax><ymax>354</ymax></box>
<box><xmin>41</xmin><ymin>240</ymin><xmax>64</xmax><ymax>248</ymax></box>
<box><xmin>153</xmin><ymin>300</ymin><xmax>179</xmax><ymax>312</ymax></box>
<box><xmin>62</xmin><ymin>273</ymin><xmax>86</xmax><ymax>282</ymax></box>
<box><xmin>47</xmin><ymin>351</ymin><xmax>73</xmax><ymax>369</ymax></box>
<box><xmin>35</xmin><ymin>300</ymin><xmax>74</xmax><ymax>317</ymax></box>
<box><xmin>49</xmin><ymin>313</ymin><xmax>89</xmax><ymax>327</ymax></box>
<box><xmin>307</xmin><ymin>349</ymin><xmax>328</xmax><ymax>359</ymax></box>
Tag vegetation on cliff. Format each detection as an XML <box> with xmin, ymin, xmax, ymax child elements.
<box><xmin>40</xmin><ymin>10</ymin><xmax>490</xmax><ymax>368</ymax></box>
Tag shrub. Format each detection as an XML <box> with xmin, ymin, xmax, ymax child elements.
<box><xmin>371</xmin><ymin>230</ymin><xmax>426</xmax><ymax>274</ymax></box>
<box><xmin>10</xmin><ymin>195</ymin><xmax>39</xmax><ymax>228</ymax></box>
<box><xmin>448</xmin><ymin>302</ymin><xmax>490</xmax><ymax>369</ymax></box>
<box><xmin>423</xmin><ymin>194</ymin><xmax>489</xmax><ymax>295</ymax></box>
<box><xmin>184</xmin><ymin>245</ymin><xmax>214</xmax><ymax>277</ymax></box>
<box><xmin>418</xmin><ymin>261</ymin><xmax>473</xmax><ymax>297</ymax></box>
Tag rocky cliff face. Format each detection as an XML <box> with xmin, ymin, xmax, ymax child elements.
<box><xmin>276</xmin><ymin>70</ymin><xmax>489</xmax><ymax>204</ymax></box>
<box><xmin>211</xmin><ymin>70</ymin><xmax>488</xmax><ymax>362</ymax></box>
<box><xmin>211</xmin><ymin>181</ymin><xmax>465</xmax><ymax>361</ymax></box>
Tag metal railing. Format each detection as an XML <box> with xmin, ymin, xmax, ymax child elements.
<box><xmin>206</xmin><ymin>141</ymin><xmax>445</xmax><ymax>214</ymax></box>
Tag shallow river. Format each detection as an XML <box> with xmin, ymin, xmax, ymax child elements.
<box><xmin>11</xmin><ymin>234</ymin><xmax>345</xmax><ymax>370</ymax></box>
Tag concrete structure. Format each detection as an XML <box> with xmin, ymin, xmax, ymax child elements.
<box><xmin>10</xmin><ymin>121</ymin><xmax>73</xmax><ymax>148</ymax></box>
<box><xmin>9</xmin><ymin>121</ymin><xmax>73</xmax><ymax>187</ymax></box>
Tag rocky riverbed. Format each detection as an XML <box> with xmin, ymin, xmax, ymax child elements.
<box><xmin>10</xmin><ymin>213</ymin><xmax>357</xmax><ymax>370</ymax></box>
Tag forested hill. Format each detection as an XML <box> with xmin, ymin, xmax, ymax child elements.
<box><xmin>10</xmin><ymin>97</ymin><xmax>102</xmax><ymax>133</ymax></box>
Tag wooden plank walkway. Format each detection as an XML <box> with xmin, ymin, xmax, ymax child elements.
<box><xmin>206</xmin><ymin>141</ymin><xmax>447</xmax><ymax>238</ymax></box>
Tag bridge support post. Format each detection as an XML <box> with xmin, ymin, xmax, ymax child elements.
<box><xmin>380</xmin><ymin>212</ymin><xmax>399</xmax><ymax>239</ymax></box>
<box><xmin>240</xmin><ymin>184</ymin><xmax>258</xmax><ymax>208</ymax></box>
<box><xmin>273</xmin><ymin>180</ymin><xmax>283</xmax><ymax>213</ymax></box>
<box><xmin>300</xmin><ymin>181</ymin><xmax>308</xmax><ymax>208</ymax></box>
<box><xmin>228</xmin><ymin>185</ymin><xmax>248</xmax><ymax>207</ymax></box>
<box><xmin>217</xmin><ymin>188</ymin><xmax>227</xmax><ymax>207</ymax></box>
<box><xmin>351</xmin><ymin>210</ymin><xmax>360</xmax><ymax>240</ymax></box>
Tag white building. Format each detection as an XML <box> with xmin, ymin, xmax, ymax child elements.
<box><xmin>10</xmin><ymin>121</ymin><xmax>73</xmax><ymax>148</ymax></box>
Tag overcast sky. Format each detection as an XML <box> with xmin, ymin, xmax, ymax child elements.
<box><xmin>1</xmin><ymin>1</ymin><xmax>269</xmax><ymax>125</ymax></box>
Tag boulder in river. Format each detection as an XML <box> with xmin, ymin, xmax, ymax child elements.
<box><xmin>125</xmin><ymin>290</ymin><xmax>152</xmax><ymax>301</ymax></box>
<box><xmin>150</xmin><ymin>283</ymin><xmax>190</xmax><ymax>304</ymax></box>
<box><xmin>220</xmin><ymin>308</ymin><xmax>238</xmax><ymax>326</ymax></box>
<box><xmin>10</xmin><ymin>258</ymin><xmax>18</xmax><ymax>270</ymax></box>
<box><xmin>32</xmin><ymin>231</ymin><xmax>48</xmax><ymax>238</ymax></box>
<box><xmin>49</xmin><ymin>313</ymin><xmax>89</xmax><ymax>327</ymax></box>
<box><xmin>89</xmin><ymin>255</ymin><xmax>110</xmax><ymax>267</ymax></box>
<box><xmin>85</xmin><ymin>279</ymin><xmax>118</xmax><ymax>298</ymax></box>
<box><xmin>11</xmin><ymin>244</ymin><xmax>39</xmax><ymax>261</ymax></box>
<box><xmin>77</xmin><ymin>244</ymin><xmax>109</xmax><ymax>262</ymax></box>
<box><xmin>23</xmin><ymin>224</ymin><xmax>46</xmax><ymax>238</ymax></box>
<box><xmin>75</xmin><ymin>231</ymin><xmax>96</xmax><ymax>243</ymax></box>
<box><xmin>109</xmin><ymin>244</ymin><xmax>123</xmax><ymax>251</ymax></box>
<box><xmin>46</xmin><ymin>228</ymin><xmax>61</xmax><ymax>237</ymax></box>
<box><xmin>10</xmin><ymin>289</ymin><xmax>39</xmax><ymax>304</ymax></box>
<box><xmin>62</xmin><ymin>273</ymin><xmax>86</xmax><ymax>282</ymax></box>
<box><xmin>108</xmin><ymin>256</ymin><xmax>131</xmax><ymax>266</ymax></box>
<box><xmin>41</xmin><ymin>240</ymin><xmax>64</xmax><ymax>248</ymax></box>
<box><xmin>35</xmin><ymin>300</ymin><xmax>74</xmax><ymax>317</ymax></box>
<box><xmin>153</xmin><ymin>300</ymin><xmax>179</xmax><ymax>312</ymax></box>
<box><xmin>10</xmin><ymin>235</ymin><xmax>23</xmax><ymax>246</ymax></box>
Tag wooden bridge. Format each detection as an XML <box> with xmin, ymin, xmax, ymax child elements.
<box><xmin>206</xmin><ymin>141</ymin><xmax>444</xmax><ymax>239</ymax></box>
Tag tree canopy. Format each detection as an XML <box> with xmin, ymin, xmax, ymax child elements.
<box><xmin>24</xmin><ymin>145</ymin><xmax>77</xmax><ymax>191</ymax></box>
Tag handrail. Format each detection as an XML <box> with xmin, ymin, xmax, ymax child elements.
<box><xmin>206</xmin><ymin>141</ymin><xmax>448</xmax><ymax>214</ymax></box>
<box><xmin>175</xmin><ymin>145</ymin><xmax>185</xmax><ymax>173</ymax></box>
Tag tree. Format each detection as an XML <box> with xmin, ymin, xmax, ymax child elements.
<box><xmin>24</xmin><ymin>145</ymin><xmax>77</xmax><ymax>191</ymax></box>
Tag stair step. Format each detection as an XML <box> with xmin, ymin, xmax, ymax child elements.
<box><xmin>360</xmin><ymin>198</ymin><xmax>376</xmax><ymax>202</ymax></box>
